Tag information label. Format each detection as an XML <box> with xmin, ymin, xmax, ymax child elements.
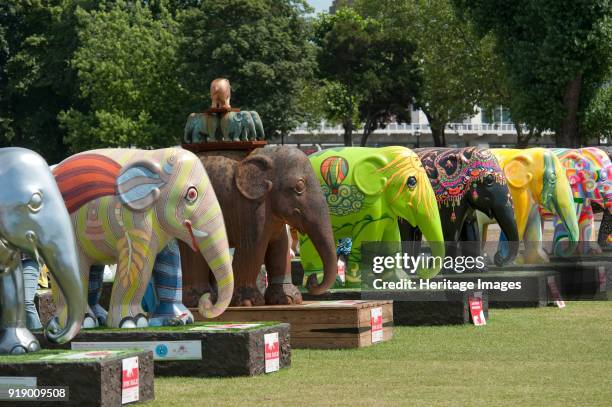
<box><xmin>598</xmin><ymin>266</ymin><xmax>607</xmax><ymax>292</ymax></box>
<box><xmin>338</xmin><ymin>258</ymin><xmax>346</xmax><ymax>284</ymax></box>
<box><xmin>370</xmin><ymin>307</ymin><xmax>383</xmax><ymax>343</ymax></box>
<box><xmin>264</xmin><ymin>332</ymin><xmax>280</xmax><ymax>373</ymax></box>
<box><xmin>468</xmin><ymin>292</ymin><xmax>486</xmax><ymax>326</ymax></box>
<box><xmin>121</xmin><ymin>357</ymin><xmax>139</xmax><ymax>405</ymax></box>
<box><xmin>547</xmin><ymin>276</ymin><xmax>565</xmax><ymax>308</ymax></box>
<box><xmin>72</xmin><ymin>341</ymin><xmax>202</xmax><ymax>361</ymax></box>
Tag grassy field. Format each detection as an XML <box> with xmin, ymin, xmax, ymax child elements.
<box><xmin>152</xmin><ymin>302</ymin><xmax>611</xmax><ymax>406</ymax></box>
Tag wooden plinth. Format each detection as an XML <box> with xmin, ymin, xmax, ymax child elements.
<box><xmin>302</xmin><ymin>290</ymin><xmax>488</xmax><ymax>326</ymax></box>
<box><xmin>191</xmin><ymin>300</ymin><xmax>393</xmax><ymax>349</ymax></box>
<box><xmin>182</xmin><ymin>140</ymin><xmax>267</xmax><ymax>154</ymax></box>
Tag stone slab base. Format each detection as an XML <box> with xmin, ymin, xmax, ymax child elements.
<box><xmin>36</xmin><ymin>322</ymin><xmax>290</xmax><ymax>377</ymax></box>
<box><xmin>0</xmin><ymin>349</ymin><xmax>153</xmax><ymax>407</ymax></box>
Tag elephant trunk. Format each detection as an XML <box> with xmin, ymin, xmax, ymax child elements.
<box><xmin>491</xmin><ymin>202</ymin><xmax>520</xmax><ymax>265</ymax></box>
<box><xmin>553</xmin><ymin>191</ymin><xmax>580</xmax><ymax>256</ymax></box>
<box><xmin>42</xmin><ymin>241</ymin><xmax>85</xmax><ymax>344</ymax></box>
<box><xmin>304</xmin><ymin>214</ymin><xmax>338</xmax><ymax>296</ymax></box>
<box><xmin>417</xmin><ymin>214</ymin><xmax>445</xmax><ymax>279</ymax></box>
<box><xmin>190</xmin><ymin>185</ymin><xmax>234</xmax><ymax>318</ymax></box>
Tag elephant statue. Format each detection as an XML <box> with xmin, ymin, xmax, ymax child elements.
<box><xmin>540</xmin><ymin>147</ymin><xmax>612</xmax><ymax>254</ymax></box>
<box><xmin>179</xmin><ymin>145</ymin><xmax>338</xmax><ymax>306</ymax></box>
<box><xmin>210</xmin><ymin>78</ymin><xmax>231</xmax><ymax>109</ymax></box>
<box><xmin>301</xmin><ymin>146</ymin><xmax>445</xmax><ymax>288</ymax></box>
<box><xmin>477</xmin><ymin>148</ymin><xmax>579</xmax><ymax>264</ymax></box>
<box><xmin>184</xmin><ymin>111</ymin><xmax>265</xmax><ymax>143</ymax></box>
<box><xmin>51</xmin><ymin>147</ymin><xmax>234</xmax><ymax>328</ymax></box>
<box><xmin>0</xmin><ymin>148</ymin><xmax>86</xmax><ymax>353</ymax></box>
<box><xmin>403</xmin><ymin>147</ymin><xmax>519</xmax><ymax>267</ymax></box>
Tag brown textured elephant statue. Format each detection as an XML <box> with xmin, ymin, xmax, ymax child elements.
<box><xmin>210</xmin><ymin>78</ymin><xmax>231</xmax><ymax>110</ymax></box>
<box><xmin>182</xmin><ymin>145</ymin><xmax>338</xmax><ymax>306</ymax></box>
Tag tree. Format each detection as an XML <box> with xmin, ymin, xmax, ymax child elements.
<box><xmin>178</xmin><ymin>0</ymin><xmax>315</xmax><ymax>138</ymax></box>
<box><xmin>59</xmin><ymin>1</ymin><xmax>186</xmax><ymax>151</ymax></box>
<box><xmin>314</xmin><ymin>7</ymin><xmax>419</xmax><ymax>146</ymax></box>
<box><xmin>454</xmin><ymin>0</ymin><xmax>612</xmax><ymax>147</ymax></box>
<box><xmin>581</xmin><ymin>81</ymin><xmax>612</xmax><ymax>143</ymax></box>
<box><xmin>0</xmin><ymin>1</ymin><xmax>97</xmax><ymax>163</ymax></box>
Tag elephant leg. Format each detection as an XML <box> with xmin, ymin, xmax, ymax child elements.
<box><xmin>0</xmin><ymin>265</ymin><xmax>40</xmax><ymax>354</ymax></box>
<box><xmin>50</xmin><ymin>255</ymin><xmax>97</xmax><ymax>330</ymax></box>
<box><xmin>22</xmin><ymin>258</ymin><xmax>43</xmax><ymax>330</ymax></box>
<box><xmin>88</xmin><ymin>265</ymin><xmax>107</xmax><ymax>326</ymax></box>
<box><xmin>232</xmin><ymin>242</ymin><xmax>267</xmax><ymax>306</ymax></box>
<box><xmin>107</xmin><ymin>250</ymin><xmax>156</xmax><ymax>328</ymax></box>
<box><xmin>578</xmin><ymin>205</ymin><xmax>601</xmax><ymax>255</ymax></box>
<box><xmin>597</xmin><ymin>210</ymin><xmax>612</xmax><ymax>250</ymax></box>
<box><xmin>264</xmin><ymin>228</ymin><xmax>302</xmax><ymax>305</ymax></box>
<box><xmin>148</xmin><ymin>241</ymin><xmax>194</xmax><ymax>327</ymax></box>
<box><xmin>520</xmin><ymin>206</ymin><xmax>549</xmax><ymax>264</ymax></box>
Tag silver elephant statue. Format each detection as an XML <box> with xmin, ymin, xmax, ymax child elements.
<box><xmin>0</xmin><ymin>147</ymin><xmax>85</xmax><ymax>354</ymax></box>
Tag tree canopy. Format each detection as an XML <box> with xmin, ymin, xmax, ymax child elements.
<box><xmin>314</xmin><ymin>6</ymin><xmax>420</xmax><ymax>146</ymax></box>
<box><xmin>454</xmin><ymin>0</ymin><xmax>612</xmax><ymax>147</ymax></box>
<box><xmin>59</xmin><ymin>1</ymin><xmax>186</xmax><ymax>151</ymax></box>
<box><xmin>178</xmin><ymin>0</ymin><xmax>316</xmax><ymax>138</ymax></box>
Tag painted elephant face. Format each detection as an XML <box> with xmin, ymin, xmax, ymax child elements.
<box><xmin>118</xmin><ymin>149</ymin><xmax>233</xmax><ymax>317</ymax></box>
<box><xmin>419</xmin><ymin>147</ymin><xmax>510</xmax><ymax>218</ymax></box>
<box><xmin>353</xmin><ymin>147</ymin><xmax>439</xmax><ymax>228</ymax></box>
<box><xmin>417</xmin><ymin>147</ymin><xmax>519</xmax><ymax>264</ymax></box>
<box><xmin>0</xmin><ymin>148</ymin><xmax>85</xmax><ymax>344</ymax></box>
<box><xmin>493</xmin><ymin>148</ymin><xmax>579</xmax><ymax>245</ymax></box>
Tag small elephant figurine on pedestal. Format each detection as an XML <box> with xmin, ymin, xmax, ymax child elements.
<box><xmin>184</xmin><ymin>110</ymin><xmax>265</xmax><ymax>142</ymax></box>
<box><xmin>0</xmin><ymin>148</ymin><xmax>86</xmax><ymax>354</ymax></box>
<box><xmin>184</xmin><ymin>78</ymin><xmax>265</xmax><ymax>143</ymax></box>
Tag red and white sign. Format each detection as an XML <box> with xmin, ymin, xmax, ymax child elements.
<box><xmin>468</xmin><ymin>292</ymin><xmax>486</xmax><ymax>326</ymax></box>
<box><xmin>370</xmin><ymin>307</ymin><xmax>383</xmax><ymax>343</ymax></box>
<box><xmin>338</xmin><ymin>258</ymin><xmax>346</xmax><ymax>285</ymax></box>
<box><xmin>598</xmin><ymin>266</ymin><xmax>607</xmax><ymax>292</ymax></box>
<box><xmin>547</xmin><ymin>276</ymin><xmax>565</xmax><ymax>308</ymax></box>
<box><xmin>121</xmin><ymin>356</ymin><xmax>139</xmax><ymax>404</ymax></box>
<box><xmin>264</xmin><ymin>333</ymin><xmax>280</xmax><ymax>373</ymax></box>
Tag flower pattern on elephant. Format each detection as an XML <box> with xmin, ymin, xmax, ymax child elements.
<box><xmin>419</xmin><ymin>147</ymin><xmax>506</xmax><ymax>211</ymax></box>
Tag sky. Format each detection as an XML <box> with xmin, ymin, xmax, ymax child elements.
<box><xmin>308</xmin><ymin>0</ymin><xmax>333</xmax><ymax>13</ymax></box>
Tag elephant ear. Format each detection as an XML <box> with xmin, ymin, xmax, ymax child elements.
<box><xmin>354</xmin><ymin>155</ymin><xmax>388</xmax><ymax>195</ymax></box>
<box><xmin>235</xmin><ymin>155</ymin><xmax>274</xmax><ymax>200</ymax></box>
<box><xmin>504</xmin><ymin>154</ymin><xmax>533</xmax><ymax>189</ymax></box>
<box><xmin>116</xmin><ymin>160</ymin><xmax>166</xmax><ymax>211</ymax></box>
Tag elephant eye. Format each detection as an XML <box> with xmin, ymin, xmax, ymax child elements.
<box><xmin>185</xmin><ymin>187</ymin><xmax>198</xmax><ymax>203</ymax></box>
<box><xmin>294</xmin><ymin>179</ymin><xmax>306</xmax><ymax>195</ymax></box>
<box><xmin>485</xmin><ymin>174</ymin><xmax>495</xmax><ymax>186</ymax></box>
<box><xmin>406</xmin><ymin>176</ymin><xmax>417</xmax><ymax>189</ymax></box>
<box><xmin>28</xmin><ymin>192</ymin><xmax>43</xmax><ymax>213</ymax></box>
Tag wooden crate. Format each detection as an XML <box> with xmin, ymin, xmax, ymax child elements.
<box><xmin>191</xmin><ymin>300</ymin><xmax>393</xmax><ymax>349</ymax></box>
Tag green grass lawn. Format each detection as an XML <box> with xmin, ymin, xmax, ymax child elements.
<box><xmin>152</xmin><ymin>302</ymin><xmax>612</xmax><ymax>406</ymax></box>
